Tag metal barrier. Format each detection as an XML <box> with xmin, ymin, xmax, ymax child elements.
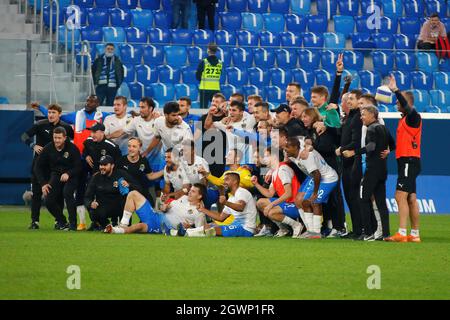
<box><xmin>48</xmin><ymin>0</ymin><xmax>59</xmax><ymax>56</ymax></box>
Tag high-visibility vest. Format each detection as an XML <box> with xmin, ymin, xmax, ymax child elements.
<box><xmin>74</xmin><ymin>110</ymin><xmax>103</xmax><ymax>153</ymax></box>
<box><xmin>199</xmin><ymin>58</ymin><xmax>222</xmax><ymax>91</ymax></box>
<box><xmin>272</xmin><ymin>162</ymin><xmax>301</xmax><ymax>203</ymax></box>
<box><xmin>396</xmin><ymin>116</ymin><xmax>422</xmax><ymax>159</ymax></box>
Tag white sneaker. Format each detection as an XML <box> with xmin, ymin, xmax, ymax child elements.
<box><xmin>254</xmin><ymin>225</ymin><xmax>273</xmax><ymax>237</ymax></box>
<box><xmin>274</xmin><ymin>227</ymin><xmax>290</xmax><ymax>237</ymax></box>
<box><xmin>326</xmin><ymin>228</ymin><xmax>339</xmax><ymax>238</ymax></box>
<box><xmin>374</xmin><ymin>229</ymin><xmax>383</xmax><ymax>240</ymax></box>
<box><xmin>291</xmin><ymin>223</ymin><xmax>305</xmax><ymax>238</ymax></box>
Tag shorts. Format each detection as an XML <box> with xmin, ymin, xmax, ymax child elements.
<box><xmin>204</xmin><ymin>188</ymin><xmax>219</xmax><ymax>210</ymax></box>
<box><xmin>269</xmin><ymin>198</ymin><xmax>299</xmax><ymax>219</ymax></box>
<box><xmin>135</xmin><ymin>200</ymin><xmax>162</xmax><ymax>234</ymax></box>
<box><xmin>397</xmin><ymin>157</ymin><xmax>421</xmax><ymax>194</ymax></box>
<box><xmin>299</xmin><ymin>177</ymin><xmax>338</xmax><ymax>204</ymax></box>
<box><xmin>220</xmin><ymin>223</ymin><xmax>253</xmax><ymax>237</ymax></box>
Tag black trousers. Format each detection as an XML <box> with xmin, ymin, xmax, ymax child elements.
<box><xmin>46</xmin><ymin>174</ymin><xmax>79</xmax><ymax>226</ymax></box>
<box><xmin>199</xmin><ymin>89</ymin><xmax>219</xmax><ymax>109</ymax></box>
<box><xmin>91</xmin><ymin>201</ymin><xmax>124</xmax><ymax>228</ymax></box>
<box><xmin>323</xmin><ymin>179</ymin><xmax>346</xmax><ymax>231</ymax></box>
<box><xmin>417</xmin><ymin>41</ymin><xmax>436</xmax><ymax>51</ymax></box>
<box><xmin>96</xmin><ymin>84</ymin><xmax>118</xmax><ymax>106</ymax></box>
<box><xmin>342</xmin><ymin>165</ymin><xmax>362</xmax><ymax>235</ymax></box>
<box><xmin>31</xmin><ymin>174</ymin><xmax>42</xmax><ymax>222</ymax></box>
<box><xmin>196</xmin><ymin>3</ymin><xmax>215</xmax><ymax>30</ymax></box>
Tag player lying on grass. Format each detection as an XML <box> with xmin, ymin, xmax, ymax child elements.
<box><xmin>104</xmin><ymin>184</ymin><xmax>207</xmax><ymax>234</ymax></box>
<box><xmin>185</xmin><ymin>171</ymin><xmax>257</xmax><ymax>237</ymax></box>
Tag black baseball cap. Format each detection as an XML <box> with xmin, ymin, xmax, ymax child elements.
<box><xmin>87</xmin><ymin>122</ymin><xmax>105</xmax><ymax>131</ymax></box>
<box><xmin>99</xmin><ymin>155</ymin><xmax>114</xmax><ymax>165</ymax></box>
<box><xmin>273</xmin><ymin>104</ymin><xmax>291</xmax><ymax>114</ymax></box>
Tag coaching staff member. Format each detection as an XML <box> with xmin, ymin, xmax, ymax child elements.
<box><xmin>22</xmin><ymin>103</ymin><xmax>74</xmax><ymax>229</ymax></box>
<box><xmin>386</xmin><ymin>76</ymin><xmax>423</xmax><ymax>243</ymax></box>
<box><xmin>34</xmin><ymin>127</ymin><xmax>81</xmax><ymax>230</ymax></box>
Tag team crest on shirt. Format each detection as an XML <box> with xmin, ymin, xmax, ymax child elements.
<box><xmin>139</xmin><ymin>164</ymin><xmax>145</xmax><ymax>171</ymax></box>
<box><xmin>187</xmin><ymin>209</ymin><xmax>193</xmax><ymax>215</ymax></box>
<box><xmin>63</xmin><ymin>152</ymin><xmax>69</xmax><ymax>158</ymax></box>
<box><xmin>113</xmin><ymin>181</ymin><xmax>119</xmax><ymax>188</ymax></box>
<box><xmin>101</xmin><ymin>149</ymin><xmax>106</xmax><ymax>156</ymax></box>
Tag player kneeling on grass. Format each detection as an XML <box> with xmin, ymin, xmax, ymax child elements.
<box><xmin>251</xmin><ymin>147</ymin><xmax>305</xmax><ymax>238</ymax></box>
<box><xmin>186</xmin><ymin>172</ymin><xmax>257</xmax><ymax>237</ymax></box>
<box><xmin>104</xmin><ymin>183</ymin><xmax>207</xmax><ymax>234</ymax></box>
<box><xmin>284</xmin><ymin>137</ymin><xmax>339</xmax><ymax>239</ymax></box>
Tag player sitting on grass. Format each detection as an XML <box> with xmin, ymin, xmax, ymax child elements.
<box><xmin>185</xmin><ymin>172</ymin><xmax>257</xmax><ymax>237</ymax></box>
<box><xmin>104</xmin><ymin>184</ymin><xmax>207</xmax><ymax>234</ymax></box>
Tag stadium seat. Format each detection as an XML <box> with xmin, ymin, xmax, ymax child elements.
<box><xmin>333</xmin><ymin>15</ymin><xmax>355</xmax><ymax>38</ymax></box>
<box><xmin>372</xmin><ymin>33</ymin><xmax>394</xmax><ymax>49</ymax></box>
<box><xmin>341</xmin><ymin>69</ymin><xmax>360</xmax><ymax>89</ymax></box>
<box><xmin>153</xmin><ymin>10</ymin><xmax>171</xmax><ymax>29</ymax></box>
<box><xmin>119</xmin><ymin>44</ymin><xmax>143</xmax><ymax>65</ymax></box>
<box><xmin>175</xmin><ymin>84</ymin><xmax>199</xmax><ymax>101</ymax></box>
<box><xmin>315</xmin><ymin>69</ymin><xmax>334</xmax><ymax>91</ymax></box>
<box><xmin>81</xmin><ymin>27</ymin><xmax>103</xmax><ymax>42</ymax></box>
<box><xmin>164</xmin><ymin>46</ymin><xmax>187</xmax><ymax>67</ymax></box>
<box><xmin>135</xmin><ymin>64</ymin><xmax>158</xmax><ymax>85</ymax></box>
<box><xmin>226</xmin><ymin>67</ymin><xmax>248</xmax><ymax>86</ymax></box>
<box><xmin>187</xmin><ymin>46</ymin><xmax>206</xmax><ymax>65</ymax></box>
<box><xmin>391</xmin><ymin>71</ymin><xmax>411</xmax><ymax>91</ymax></box>
<box><xmin>148</xmin><ymin>28</ymin><xmax>171</xmax><ymax>44</ymax></box>
<box><xmin>276</xmin><ymin>49</ymin><xmax>298</xmax><ymax>68</ymax></box>
<box><xmin>359</xmin><ymin>70</ymin><xmax>382</xmax><ymax>93</ymax></box>
<box><xmin>150</xmin><ymin>83</ymin><xmax>175</xmax><ymax>103</ymax></box>
<box><xmin>323</xmin><ymin>32</ymin><xmax>346</xmax><ymax>49</ymax></box>
<box><xmin>430</xmin><ymin>90</ymin><xmax>450</xmax><ymax>109</ymax></box>
<box><xmin>395</xmin><ymin>51</ymin><xmax>416</xmax><ymax>72</ymax></box>
<box><xmin>320</xmin><ymin>50</ymin><xmax>339</xmax><ymax>72</ymax></box>
<box><xmin>301</xmin><ymin>32</ymin><xmax>324</xmax><ymax>48</ymax></box>
<box><xmin>270</xmin><ymin>68</ymin><xmax>292</xmax><ymax>87</ymax></box>
<box><xmin>317</xmin><ymin>0</ymin><xmax>337</xmax><ymax>20</ymax></box>
<box><xmin>125</xmin><ymin>27</ymin><xmax>147</xmax><ymax>43</ymax></box>
<box><xmin>404</xmin><ymin>0</ymin><xmax>424</xmax><ymax>18</ymax></box>
<box><xmin>129</xmin><ymin>82</ymin><xmax>145</xmax><ymax>100</ymax></box>
<box><xmin>425</xmin><ymin>105</ymin><xmax>441</xmax><ymax>113</ymax></box>
<box><xmin>285</xmin><ymin>13</ymin><xmax>308</xmax><ymax>33</ymax></box>
<box><xmin>103</xmin><ymin>27</ymin><xmax>126</xmax><ymax>43</ymax></box>
<box><xmin>58</xmin><ymin>26</ymin><xmax>81</xmax><ymax>48</ymax></box>
<box><xmin>161</xmin><ymin>0</ymin><xmax>171</xmax><ymax>10</ymax></box>
<box><xmin>292</xmin><ymin>68</ymin><xmax>315</xmax><ymax>91</ymax></box>
<box><xmin>355</xmin><ymin>16</ymin><xmax>372</xmax><ymax>33</ymax></box>
<box><xmin>242</xmin><ymin>85</ymin><xmax>262</xmax><ymax>98</ymax></box>
<box><xmin>191</xmin><ymin>101</ymin><xmax>200</xmax><ymax>109</ymax></box>
<box><xmin>157</xmin><ymin>65</ymin><xmax>181</xmax><ymax>83</ymax></box>
<box><xmin>265</xmin><ymin>85</ymin><xmax>285</xmax><ymax>103</ymax></box>
<box><xmin>399</xmin><ymin>17</ymin><xmax>421</xmax><ymax>35</ymax></box>
<box><xmin>439</xmin><ymin>59</ymin><xmax>450</xmax><ymax>72</ymax></box>
<box><xmin>298</xmin><ymin>49</ymin><xmax>320</xmax><ymax>71</ymax></box>
<box><xmin>372</xmin><ymin>51</ymin><xmax>394</xmax><ymax>77</ymax></box>
<box><xmin>118</xmin><ymin>0</ymin><xmax>138</xmax><ymax>9</ymax></box>
<box><xmin>417</xmin><ymin>52</ymin><xmax>439</xmax><ymax>73</ymax></box>
<box><xmin>253</xmin><ymin>48</ymin><xmax>276</xmax><ymax>69</ymax></box>
<box><xmin>142</xmin><ymin>44</ymin><xmax>164</xmax><ymax>65</ymax></box>
<box><xmin>382</xmin><ymin>0</ymin><xmax>403</xmax><ymax>18</ymax></box>
<box><xmin>227</xmin><ymin>0</ymin><xmax>248</xmax><ymax>11</ymax></box>
<box><xmin>269</xmin><ymin>0</ymin><xmax>290</xmax><ymax>13</ymax></box>
<box><xmin>351</xmin><ymin>33</ymin><xmax>375</xmax><ymax>50</ymax></box>
<box><xmin>95</xmin><ymin>0</ymin><xmax>115</xmax><ymax>8</ymax></box>
<box><xmin>109</xmin><ymin>8</ymin><xmax>132</xmax><ymax>28</ymax></box>
<box><xmin>259</xmin><ymin>31</ymin><xmax>281</xmax><ymax>47</ymax></box>
<box><xmin>87</xmin><ymin>8</ymin><xmax>109</xmax><ymax>27</ymax></box>
<box><xmin>220</xmin><ymin>12</ymin><xmax>242</xmax><ymax>31</ymax></box>
<box><xmin>215</xmin><ymin>30</ymin><xmax>236</xmax><ymax>46</ymax></box>
<box><xmin>337</xmin><ymin>0</ymin><xmax>359</xmax><ymax>16</ymax></box>
<box><xmin>181</xmin><ymin>66</ymin><xmax>198</xmax><ymax>84</ymax></box>
<box><xmin>170</xmin><ymin>29</ymin><xmax>193</xmax><ymax>45</ymax></box>
<box><xmin>442</xmin><ymin>18</ymin><xmax>450</xmax><ymax>33</ymax></box>
<box><xmin>378</xmin><ymin>16</ymin><xmax>398</xmax><ymax>34</ymax></box>
<box><xmin>343</xmin><ymin>50</ymin><xmax>364</xmax><ymax>71</ymax></box>
<box><xmin>248</xmin><ymin>67</ymin><xmax>270</xmax><ymax>87</ymax></box>
<box><xmin>394</xmin><ymin>34</ymin><xmax>416</xmax><ymax>50</ymax></box>
<box><xmin>64</xmin><ymin>6</ymin><xmax>87</xmax><ymax>27</ymax></box>
<box><xmin>73</xmin><ymin>0</ymin><xmax>93</xmax><ymax>8</ymax></box>
<box><xmin>131</xmin><ymin>9</ymin><xmax>153</xmax><ymax>29</ymax></box>
<box><xmin>221</xmin><ymin>84</ymin><xmax>238</xmax><ymax>100</ymax></box>
<box><xmin>216</xmin><ymin>47</ymin><xmax>232</xmax><ymax>66</ymax></box>
<box><xmin>377</xmin><ymin>104</ymin><xmax>389</xmax><ymax>112</ymax></box>
<box><xmin>433</xmin><ymin>72</ymin><xmax>450</xmax><ymax>91</ymax></box>
<box><xmin>307</xmin><ymin>15</ymin><xmax>328</xmax><ymax>33</ymax></box>
<box><xmin>236</xmin><ymin>30</ymin><xmax>258</xmax><ymax>47</ymax></box>
<box><xmin>231</xmin><ymin>47</ymin><xmax>254</xmax><ymax>67</ymax></box>
<box><xmin>193</xmin><ymin>29</ymin><xmax>214</xmax><ymax>45</ymax></box>
<box><xmin>290</xmin><ymin>0</ymin><xmax>311</xmax><ymax>15</ymax></box>
<box><xmin>280</xmin><ymin>31</ymin><xmax>302</xmax><ymax>47</ymax></box>
<box><xmin>241</xmin><ymin>13</ymin><xmax>264</xmax><ymax>32</ymax></box>
<box><xmin>139</xmin><ymin>0</ymin><xmax>160</xmax><ymax>10</ymax></box>
<box><xmin>95</xmin><ymin>43</ymin><xmax>106</xmax><ymax>55</ymax></box>
<box><xmin>425</xmin><ymin>0</ymin><xmax>448</xmax><ymax>18</ymax></box>
<box><xmin>43</xmin><ymin>4</ymin><xmax>64</xmax><ymax>31</ymax></box>
<box><xmin>262</xmin><ymin>13</ymin><xmax>285</xmax><ymax>33</ymax></box>
<box><xmin>248</xmin><ymin>0</ymin><xmax>269</xmax><ymax>13</ymax></box>
<box><xmin>123</xmin><ymin>64</ymin><xmax>136</xmax><ymax>83</ymax></box>
<box><xmin>410</xmin><ymin>89</ymin><xmax>431</xmax><ymax>110</ymax></box>
<box><xmin>411</xmin><ymin>71</ymin><xmax>433</xmax><ymax>90</ymax></box>
<box><xmin>360</xmin><ymin>0</ymin><xmax>381</xmax><ymax>14</ymax></box>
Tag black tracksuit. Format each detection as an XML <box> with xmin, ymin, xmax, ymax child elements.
<box><xmin>82</xmin><ymin>137</ymin><xmax>122</xmax><ymax>173</ymax></box>
<box><xmin>117</xmin><ymin>155</ymin><xmax>154</xmax><ymax>203</ymax></box>
<box><xmin>21</xmin><ymin>120</ymin><xmax>74</xmax><ymax>222</ymax></box>
<box><xmin>34</xmin><ymin>141</ymin><xmax>81</xmax><ymax>226</ymax></box>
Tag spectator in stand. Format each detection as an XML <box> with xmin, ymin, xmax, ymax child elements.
<box><xmin>172</xmin><ymin>0</ymin><xmax>191</xmax><ymax>29</ymax></box>
<box><xmin>417</xmin><ymin>13</ymin><xmax>448</xmax><ymax>51</ymax></box>
<box><xmin>194</xmin><ymin>0</ymin><xmax>217</xmax><ymax>30</ymax></box>
<box><xmin>197</xmin><ymin>43</ymin><xmax>223</xmax><ymax>109</ymax></box>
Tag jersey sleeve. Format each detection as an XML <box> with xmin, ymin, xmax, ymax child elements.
<box><xmin>278</xmin><ymin>165</ymin><xmax>294</xmax><ymax>185</ymax></box>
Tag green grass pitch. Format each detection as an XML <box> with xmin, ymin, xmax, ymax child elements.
<box><xmin>0</xmin><ymin>206</ymin><xmax>449</xmax><ymax>300</ymax></box>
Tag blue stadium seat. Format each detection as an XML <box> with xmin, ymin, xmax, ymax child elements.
<box><xmin>119</xmin><ymin>43</ymin><xmax>143</xmax><ymax>65</ymax></box>
<box><xmin>442</xmin><ymin>18</ymin><xmax>450</xmax><ymax>33</ymax></box>
<box><xmin>109</xmin><ymin>8</ymin><xmax>132</xmax><ymax>28</ymax></box>
<box><xmin>142</xmin><ymin>44</ymin><xmax>164</xmax><ymax>65</ymax></box>
<box><xmin>103</xmin><ymin>27</ymin><xmax>126</xmax><ymax>43</ymax></box>
<box><xmin>425</xmin><ymin>105</ymin><xmax>441</xmax><ymax>113</ymax></box>
<box><xmin>341</xmin><ymin>69</ymin><xmax>360</xmax><ymax>89</ymax></box>
<box><xmin>333</xmin><ymin>15</ymin><xmax>355</xmax><ymax>38</ymax></box>
<box><xmin>399</xmin><ymin>17</ymin><xmax>421</xmax><ymax>35</ymax></box>
<box><xmin>153</xmin><ymin>10</ymin><xmax>171</xmax><ymax>28</ymax></box>
<box><xmin>394</xmin><ymin>34</ymin><xmax>416</xmax><ymax>50</ymax></box>
<box><xmin>360</xmin><ymin>0</ymin><xmax>381</xmax><ymax>14</ymax></box>
<box><xmin>433</xmin><ymin>71</ymin><xmax>450</xmax><ymax>90</ymax></box>
<box><xmin>236</xmin><ymin>30</ymin><xmax>258</xmax><ymax>47</ymax></box>
<box><xmin>161</xmin><ymin>0</ymin><xmax>171</xmax><ymax>10</ymax></box>
<box><xmin>241</xmin><ymin>13</ymin><xmax>264</xmax><ymax>32</ymax></box>
<box><xmin>164</xmin><ymin>46</ymin><xmax>187</xmax><ymax>67</ymax></box>
<box><xmin>191</xmin><ymin>101</ymin><xmax>200</xmax><ymax>109</ymax></box>
<box><xmin>280</xmin><ymin>31</ymin><xmax>302</xmax><ymax>47</ymax></box>
<box><xmin>320</xmin><ymin>50</ymin><xmax>339</xmax><ymax>72</ymax></box>
<box><xmin>220</xmin><ymin>12</ymin><xmax>242</xmax><ymax>31</ymax></box>
<box><xmin>157</xmin><ymin>65</ymin><xmax>181</xmax><ymax>83</ymax></box>
<box><xmin>148</xmin><ymin>28</ymin><xmax>171</xmax><ymax>44</ymax></box>
<box><xmin>95</xmin><ymin>43</ymin><xmax>106</xmax><ymax>55</ymax></box>
<box><xmin>276</xmin><ymin>49</ymin><xmax>298</xmax><ymax>68</ymax></box>
<box><xmin>227</xmin><ymin>0</ymin><xmax>248</xmax><ymax>12</ymax></box>
<box><xmin>338</xmin><ymin>0</ymin><xmax>359</xmax><ymax>16</ymax></box>
<box><xmin>187</xmin><ymin>46</ymin><xmax>207</xmax><ymax>65</ymax></box>
<box><xmin>290</xmin><ymin>0</ymin><xmax>311</xmax><ymax>15</ymax></box>
<box><xmin>439</xmin><ymin>59</ymin><xmax>450</xmax><ymax>72</ymax></box>
<box><xmin>395</xmin><ymin>51</ymin><xmax>416</xmax><ymax>72</ymax></box>
<box><xmin>81</xmin><ymin>27</ymin><xmax>103</xmax><ymax>42</ymax></box>
<box><xmin>96</xmin><ymin>0</ymin><xmax>115</xmax><ymax>8</ymax></box>
<box><xmin>382</xmin><ymin>0</ymin><xmax>403</xmax><ymax>18</ymax></box>
<box><xmin>73</xmin><ymin>0</ymin><xmax>93</xmax><ymax>8</ymax></box>
<box><xmin>216</xmin><ymin>47</ymin><xmax>232</xmax><ymax>66</ymax></box>
<box><xmin>139</xmin><ymin>0</ymin><xmax>160</xmax><ymax>10</ymax></box>
<box><xmin>269</xmin><ymin>0</ymin><xmax>290</xmax><ymax>13</ymax></box>
<box><xmin>231</xmin><ymin>47</ymin><xmax>254</xmax><ymax>67</ymax></box>
<box><xmin>410</xmin><ymin>89</ymin><xmax>431</xmax><ymax>110</ymax></box>
<box><xmin>226</xmin><ymin>67</ymin><xmax>249</xmax><ymax>86</ymax></box>
<box><xmin>270</xmin><ymin>68</ymin><xmax>292</xmax><ymax>87</ymax></box>
<box><xmin>298</xmin><ymin>49</ymin><xmax>320</xmax><ymax>71</ymax></box>
<box><xmin>149</xmin><ymin>83</ymin><xmax>175</xmax><ymax>103</ymax></box>
<box><xmin>315</xmin><ymin>69</ymin><xmax>334</xmax><ymax>91</ymax></box>
<box><xmin>417</xmin><ymin>52</ymin><xmax>439</xmax><ymax>73</ymax></box>
<box><xmin>170</xmin><ymin>29</ymin><xmax>193</xmax><ymax>45</ymax></box>
<box><xmin>292</xmin><ymin>68</ymin><xmax>315</xmax><ymax>91</ymax></box>
<box><xmin>262</xmin><ymin>13</ymin><xmax>285</xmax><ymax>33</ymax></box>
<box><xmin>123</xmin><ymin>64</ymin><xmax>136</xmax><ymax>83</ymax></box>
<box><xmin>372</xmin><ymin>51</ymin><xmax>394</xmax><ymax>77</ymax></box>
<box><xmin>359</xmin><ymin>70</ymin><xmax>382</xmax><ymax>93</ymax></box>
<box><xmin>377</xmin><ymin>104</ymin><xmax>389</xmax><ymax>112</ymax></box>
<box><xmin>248</xmin><ymin>67</ymin><xmax>270</xmax><ymax>87</ymax></box>
<box><xmin>301</xmin><ymin>32</ymin><xmax>324</xmax><ymax>48</ymax></box>
<box><xmin>193</xmin><ymin>29</ymin><xmax>214</xmax><ymax>45</ymax></box>
<box><xmin>43</xmin><ymin>4</ymin><xmax>64</xmax><ymax>31</ymax></box>
<box><xmin>117</xmin><ymin>82</ymin><xmax>131</xmax><ymax>99</ymax></box>
<box><xmin>323</xmin><ymin>32</ymin><xmax>346</xmax><ymax>49</ymax></box>
<box><xmin>242</xmin><ymin>85</ymin><xmax>262</xmax><ymax>98</ymax></box>
<box><xmin>351</xmin><ymin>33</ymin><xmax>375</xmax><ymax>50</ymax></box>
<box><xmin>87</xmin><ymin>8</ymin><xmax>109</xmax><ymax>27</ymax></box>
<box><xmin>125</xmin><ymin>27</ymin><xmax>147</xmax><ymax>43</ymax></box>
<box><xmin>317</xmin><ymin>0</ymin><xmax>337</xmax><ymax>20</ymax></box>
<box><xmin>221</xmin><ymin>84</ymin><xmax>238</xmax><ymax>100</ymax></box>
<box><xmin>131</xmin><ymin>9</ymin><xmax>153</xmax><ymax>29</ymax></box>
<box><xmin>355</xmin><ymin>16</ymin><xmax>371</xmax><ymax>33</ymax></box>
<box><xmin>248</xmin><ymin>0</ymin><xmax>269</xmax><ymax>13</ymax></box>
<box><xmin>253</xmin><ymin>48</ymin><xmax>276</xmax><ymax>69</ymax></box>
<box><xmin>259</xmin><ymin>31</ymin><xmax>281</xmax><ymax>47</ymax></box>
<box><xmin>118</xmin><ymin>0</ymin><xmax>138</xmax><ymax>9</ymax></box>
<box><xmin>58</xmin><ymin>26</ymin><xmax>81</xmax><ymax>49</ymax></box>
<box><xmin>372</xmin><ymin>33</ymin><xmax>394</xmax><ymax>49</ymax></box>
<box><xmin>391</xmin><ymin>70</ymin><xmax>412</xmax><ymax>91</ymax></box>
<box><xmin>378</xmin><ymin>16</ymin><xmax>398</xmax><ymax>34</ymax></box>
<box><xmin>129</xmin><ymin>82</ymin><xmax>145</xmax><ymax>100</ymax></box>
<box><xmin>404</xmin><ymin>0</ymin><xmax>424</xmax><ymax>18</ymax></box>
<box><xmin>265</xmin><ymin>85</ymin><xmax>285</xmax><ymax>103</ymax></box>
<box><xmin>175</xmin><ymin>84</ymin><xmax>199</xmax><ymax>101</ymax></box>
<box><xmin>181</xmin><ymin>66</ymin><xmax>198</xmax><ymax>84</ymax></box>
<box><xmin>136</xmin><ymin>64</ymin><xmax>158</xmax><ymax>85</ymax></box>
<box><xmin>307</xmin><ymin>15</ymin><xmax>328</xmax><ymax>33</ymax></box>
<box><xmin>343</xmin><ymin>50</ymin><xmax>364</xmax><ymax>70</ymax></box>
<box><xmin>285</xmin><ymin>13</ymin><xmax>308</xmax><ymax>33</ymax></box>
<box><xmin>425</xmin><ymin>0</ymin><xmax>448</xmax><ymax>18</ymax></box>
<box><xmin>215</xmin><ymin>30</ymin><xmax>236</xmax><ymax>46</ymax></box>
<box><xmin>411</xmin><ymin>71</ymin><xmax>433</xmax><ymax>90</ymax></box>
<box><xmin>429</xmin><ymin>90</ymin><xmax>450</xmax><ymax>109</ymax></box>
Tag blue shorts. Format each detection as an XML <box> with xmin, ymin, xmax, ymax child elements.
<box><xmin>269</xmin><ymin>198</ymin><xmax>299</xmax><ymax>219</ymax></box>
<box><xmin>299</xmin><ymin>177</ymin><xmax>337</xmax><ymax>204</ymax></box>
<box><xmin>204</xmin><ymin>188</ymin><xmax>219</xmax><ymax>210</ymax></box>
<box><xmin>135</xmin><ymin>200</ymin><xmax>162</xmax><ymax>234</ymax></box>
<box><xmin>220</xmin><ymin>223</ymin><xmax>253</xmax><ymax>237</ymax></box>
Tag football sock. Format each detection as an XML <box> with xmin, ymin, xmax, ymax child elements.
<box><xmin>313</xmin><ymin>215</ymin><xmax>322</xmax><ymax>234</ymax></box>
<box><xmin>282</xmin><ymin>216</ymin><xmax>299</xmax><ymax>228</ymax></box>
<box><xmin>410</xmin><ymin>229</ymin><xmax>420</xmax><ymax>237</ymax></box>
<box><xmin>204</xmin><ymin>227</ymin><xmax>216</xmax><ymax>237</ymax></box>
<box><xmin>399</xmin><ymin>228</ymin><xmax>407</xmax><ymax>236</ymax></box>
<box><xmin>120</xmin><ymin>210</ymin><xmax>132</xmax><ymax>226</ymax></box>
<box><xmin>327</xmin><ymin>219</ymin><xmax>333</xmax><ymax>229</ymax></box>
<box><xmin>297</xmin><ymin>208</ymin><xmax>306</xmax><ymax>224</ymax></box>
<box><xmin>77</xmin><ymin>205</ymin><xmax>86</xmax><ymax>224</ymax></box>
<box><xmin>304</xmin><ymin>212</ymin><xmax>313</xmax><ymax>231</ymax></box>
<box><xmin>186</xmin><ymin>226</ymin><xmax>206</xmax><ymax>237</ymax></box>
<box><xmin>112</xmin><ymin>226</ymin><xmax>125</xmax><ymax>234</ymax></box>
